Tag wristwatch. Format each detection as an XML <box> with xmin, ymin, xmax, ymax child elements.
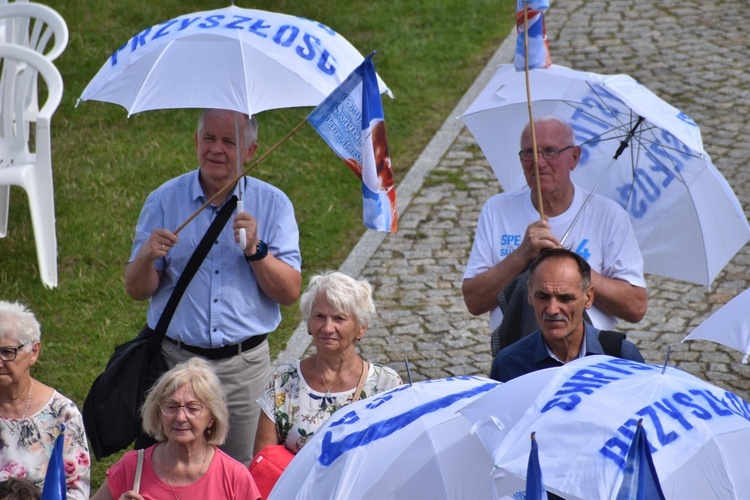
<box><xmin>245</xmin><ymin>240</ymin><xmax>268</xmax><ymax>262</ymax></box>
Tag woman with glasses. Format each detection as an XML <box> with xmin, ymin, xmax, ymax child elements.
<box><xmin>0</xmin><ymin>301</ymin><xmax>90</xmax><ymax>498</ymax></box>
<box><xmin>92</xmin><ymin>357</ymin><xmax>260</xmax><ymax>499</ymax></box>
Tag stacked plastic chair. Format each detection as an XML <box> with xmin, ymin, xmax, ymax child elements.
<box><xmin>0</xmin><ymin>1</ymin><xmax>67</xmax><ymax>288</ymax></box>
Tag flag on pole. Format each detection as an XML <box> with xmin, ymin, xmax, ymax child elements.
<box><xmin>514</xmin><ymin>0</ymin><xmax>552</xmax><ymax>71</ymax></box>
<box><xmin>307</xmin><ymin>53</ymin><xmax>398</xmax><ymax>233</ymax></box>
<box><xmin>41</xmin><ymin>424</ymin><xmax>66</xmax><ymax>500</ymax></box>
<box><xmin>525</xmin><ymin>432</ymin><xmax>548</xmax><ymax>500</ymax></box>
<box><xmin>616</xmin><ymin>420</ymin><xmax>666</xmax><ymax>500</ymax></box>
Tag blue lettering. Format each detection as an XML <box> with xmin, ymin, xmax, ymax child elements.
<box><xmin>654</xmin><ymin>399</ymin><xmax>693</xmax><ymax>431</ymax></box>
<box><xmin>599</xmin><ymin>436</ymin><xmax>630</xmax><ymax>469</ymax></box>
<box><xmin>689</xmin><ymin>389</ymin><xmax>733</xmax><ymax>416</ymax></box>
<box><xmin>225</xmin><ymin>16</ymin><xmax>252</xmax><ymax>30</ymax></box>
<box><xmin>574</xmin><ymin>239</ymin><xmax>591</xmax><ymax>260</ymax></box>
<box><xmin>589</xmin><ymin>361</ymin><xmax>635</xmax><ymax>376</ymax></box>
<box><xmin>637</xmin><ymin>405</ymin><xmax>678</xmax><ymax>446</ymax></box>
<box><xmin>724</xmin><ymin>392</ymin><xmax>750</xmax><ymax>421</ymax></box>
<box><xmin>130</xmin><ymin>27</ymin><xmax>151</xmax><ymax>53</ymax></box>
<box><xmin>152</xmin><ymin>19</ymin><xmax>178</xmax><ymax>40</ymax></box>
<box><xmin>248</xmin><ymin>19</ymin><xmax>271</xmax><ymax>37</ymax></box>
<box><xmin>541</xmin><ymin>394</ymin><xmax>581</xmax><ymax>413</ymax></box>
<box><xmin>569</xmin><ymin>369</ymin><xmax>620</xmax><ymax>384</ymax></box>
<box><xmin>317</xmin><ymin>49</ymin><xmax>336</xmax><ymax>75</ymax></box>
<box><xmin>500</xmin><ymin>234</ymin><xmax>521</xmax><ymax>246</ymax></box>
<box><xmin>608</xmin><ymin>359</ymin><xmax>655</xmax><ymax>371</ymax></box>
<box><xmin>199</xmin><ymin>15</ymin><xmax>224</xmax><ymax>29</ymax></box>
<box><xmin>673</xmin><ymin>392</ymin><xmax>712</xmax><ymax>420</ymax></box>
<box><xmin>274</xmin><ymin>25</ymin><xmax>299</xmax><ymax>47</ymax></box>
<box><xmin>297</xmin><ymin>33</ymin><xmax>318</xmax><ymax>61</ymax></box>
<box><xmin>318</xmin><ymin>382</ymin><xmax>497</xmax><ymax>465</ymax></box>
<box><xmin>178</xmin><ymin>17</ymin><xmax>201</xmax><ymax>31</ymax></box>
<box><xmin>109</xmin><ymin>41</ymin><xmax>127</xmax><ymax>66</ymax></box>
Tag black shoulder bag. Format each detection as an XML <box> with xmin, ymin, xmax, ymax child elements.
<box><xmin>83</xmin><ymin>196</ymin><xmax>237</xmax><ymax>460</ymax></box>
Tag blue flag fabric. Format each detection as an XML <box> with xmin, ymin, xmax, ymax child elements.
<box><xmin>41</xmin><ymin>424</ymin><xmax>66</xmax><ymax>500</ymax></box>
<box><xmin>307</xmin><ymin>54</ymin><xmax>398</xmax><ymax>233</ymax></box>
<box><xmin>514</xmin><ymin>0</ymin><xmax>552</xmax><ymax>71</ymax></box>
<box><xmin>525</xmin><ymin>432</ymin><xmax>548</xmax><ymax>500</ymax></box>
<box><xmin>616</xmin><ymin>420</ymin><xmax>666</xmax><ymax>500</ymax></box>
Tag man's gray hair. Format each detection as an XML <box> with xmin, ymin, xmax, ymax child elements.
<box><xmin>198</xmin><ymin>109</ymin><xmax>258</xmax><ymax>147</ymax></box>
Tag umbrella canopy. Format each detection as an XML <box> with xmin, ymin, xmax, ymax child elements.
<box><xmin>460</xmin><ymin>64</ymin><xmax>749</xmax><ymax>287</ymax></box>
<box><xmin>461</xmin><ymin>356</ymin><xmax>750</xmax><ymax>499</ymax></box>
<box><xmin>271</xmin><ymin>376</ymin><xmax>500</xmax><ymax>500</ymax></box>
<box><xmin>78</xmin><ymin>5</ymin><xmax>390</xmax><ymax>117</ymax></box>
<box><xmin>683</xmin><ymin>287</ymin><xmax>750</xmax><ymax>363</ymax></box>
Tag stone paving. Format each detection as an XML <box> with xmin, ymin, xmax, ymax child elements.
<box><xmin>283</xmin><ymin>0</ymin><xmax>750</xmax><ymax>401</ymax></box>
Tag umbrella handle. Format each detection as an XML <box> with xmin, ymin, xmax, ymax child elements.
<box><xmin>238</xmin><ymin>198</ymin><xmax>247</xmax><ymax>250</ymax></box>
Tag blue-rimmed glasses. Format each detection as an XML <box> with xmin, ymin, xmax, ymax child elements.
<box><xmin>518</xmin><ymin>145</ymin><xmax>575</xmax><ymax>162</ymax></box>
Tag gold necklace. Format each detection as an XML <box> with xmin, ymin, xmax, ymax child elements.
<box><xmin>162</xmin><ymin>444</ymin><xmax>210</xmax><ymax>500</ymax></box>
<box><xmin>1</xmin><ymin>380</ymin><xmax>34</xmax><ymax>436</ymax></box>
<box><xmin>315</xmin><ymin>356</ymin><xmax>358</xmax><ymax>408</ymax></box>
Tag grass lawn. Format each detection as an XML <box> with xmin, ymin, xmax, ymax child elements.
<box><xmin>2</xmin><ymin>0</ymin><xmax>514</xmax><ymax>488</ymax></box>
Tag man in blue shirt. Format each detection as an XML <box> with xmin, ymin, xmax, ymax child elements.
<box><xmin>490</xmin><ymin>248</ymin><xmax>643</xmax><ymax>382</ymax></box>
<box><xmin>125</xmin><ymin>109</ymin><xmax>302</xmax><ymax>464</ymax></box>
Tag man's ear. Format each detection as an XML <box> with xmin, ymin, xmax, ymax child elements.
<box><xmin>584</xmin><ymin>285</ymin><xmax>594</xmax><ymax>309</ymax></box>
<box><xmin>243</xmin><ymin>143</ymin><xmax>258</xmax><ymax>164</ymax></box>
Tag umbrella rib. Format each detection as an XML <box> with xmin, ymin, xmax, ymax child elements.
<box><xmin>127</xmin><ymin>40</ymin><xmax>177</xmax><ymax>116</ymax></box>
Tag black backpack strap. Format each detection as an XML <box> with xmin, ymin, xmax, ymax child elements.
<box><xmin>598</xmin><ymin>330</ymin><xmax>625</xmax><ymax>358</ymax></box>
<box><xmin>153</xmin><ymin>195</ymin><xmax>238</xmax><ymax>338</ymax></box>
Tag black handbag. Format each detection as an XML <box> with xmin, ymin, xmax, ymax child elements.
<box><xmin>83</xmin><ymin>196</ymin><xmax>237</xmax><ymax>460</ymax></box>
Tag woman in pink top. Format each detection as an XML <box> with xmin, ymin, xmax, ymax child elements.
<box><xmin>91</xmin><ymin>357</ymin><xmax>260</xmax><ymax>499</ymax></box>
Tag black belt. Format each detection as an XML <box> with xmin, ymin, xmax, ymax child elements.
<box><xmin>165</xmin><ymin>334</ymin><xmax>268</xmax><ymax>360</ymax></box>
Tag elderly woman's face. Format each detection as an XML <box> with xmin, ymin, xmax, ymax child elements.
<box><xmin>159</xmin><ymin>383</ymin><xmax>214</xmax><ymax>445</ymax></box>
<box><xmin>0</xmin><ymin>336</ymin><xmax>39</xmax><ymax>387</ymax></box>
<box><xmin>308</xmin><ymin>292</ymin><xmax>366</xmax><ymax>353</ymax></box>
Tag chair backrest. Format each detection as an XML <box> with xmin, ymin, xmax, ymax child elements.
<box><xmin>0</xmin><ymin>2</ymin><xmax>68</xmax><ymax>61</ymax></box>
<box><xmin>0</xmin><ymin>44</ymin><xmax>63</xmax><ymax>162</ymax></box>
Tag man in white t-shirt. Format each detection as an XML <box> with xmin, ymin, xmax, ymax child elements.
<box><xmin>462</xmin><ymin>116</ymin><xmax>647</xmax><ymax>352</ymax></box>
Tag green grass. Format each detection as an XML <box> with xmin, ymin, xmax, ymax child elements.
<box><xmin>3</xmin><ymin>0</ymin><xmax>514</xmax><ymax>489</ymax></box>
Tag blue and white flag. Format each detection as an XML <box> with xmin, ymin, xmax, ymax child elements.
<box><xmin>524</xmin><ymin>432</ymin><xmax>548</xmax><ymax>500</ymax></box>
<box><xmin>514</xmin><ymin>0</ymin><xmax>552</xmax><ymax>71</ymax></box>
<box><xmin>41</xmin><ymin>424</ymin><xmax>66</xmax><ymax>500</ymax></box>
<box><xmin>616</xmin><ymin>420</ymin><xmax>665</xmax><ymax>500</ymax></box>
<box><xmin>307</xmin><ymin>54</ymin><xmax>398</xmax><ymax>233</ymax></box>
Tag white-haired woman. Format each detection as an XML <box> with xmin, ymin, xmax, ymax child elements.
<box><xmin>0</xmin><ymin>301</ymin><xmax>90</xmax><ymax>498</ymax></box>
<box><xmin>92</xmin><ymin>357</ymin><xmax>260</xmax><ymax>499</ymax></box>
<box><xmin>254</xmin><ymin>271</ymin><xmax>402</xmax><ymax>455</ymax></box>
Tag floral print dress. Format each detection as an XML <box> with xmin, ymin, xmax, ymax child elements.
<box><xmin>257</xmin><ymin>360</ymin><xmax>402</xmax><ymax>453</ymax></box>
<box><xmin>0</xmin><ymin>391</ymin><xmax>90</xmax><ymax>499</ymax></box>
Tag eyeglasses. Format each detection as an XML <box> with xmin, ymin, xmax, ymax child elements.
<box><xmin>518</xmin><ymin>145</ymin><xmax>575</xmax><ymax>161</ymax></box>
<box><xmin>0</xmin><ymin>342</ymin><xmax>30</xmax><ymax>362</ymax></box>
<box><xmin>159</xmin><ymin>402</ymin><xmax>204</xmax><ymax>419</ymax></box>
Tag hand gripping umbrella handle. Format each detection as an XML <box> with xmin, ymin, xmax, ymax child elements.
<box><xmin>238</xmin><ymin>198</ymin><xmax>247</xmax><ymax>250</ymax></box>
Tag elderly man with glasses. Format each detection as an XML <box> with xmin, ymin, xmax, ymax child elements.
<box><xmin>462</xmin><ymin>116</ymin><xmax>647</xmax><ymax>361</ymax></box>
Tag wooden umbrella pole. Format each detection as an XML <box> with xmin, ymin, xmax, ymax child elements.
<box><xmin>174</xmin><ymin>116</ymin><xmax>308</xmax><ymax>235</ymax></box>
<box><xmin>523</xmin><ymin>1</ymin><xmax>544</xmax><ymax>219</ymax></box>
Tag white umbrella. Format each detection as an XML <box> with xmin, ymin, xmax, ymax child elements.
<box><xmin>78</xmin><ymin>5</ymin><xmax>390</xmax><ymax>116</ymax></box>
<box><xmin>460</xmin><ymin>64</ymin><xmax>749</xmax><ymax>287</ymax></box>
<box><xmin>78</xmin><ymin>5</ymin><xmax>391</xmax><ymax>243</ymax></box>
<box><xmin>271</xmin><ymin>376</ymin><xmax>500</xmax><ymax>500</ymax></box>
<box><xmin>461</xmin><ymin>356</ymin><xmax>750</xmax><ymax>499</ymax></box>
<box><xmin>683</xmin><ymin>287</ymin><xmax>750</xmax><ymax>363</ymax></box>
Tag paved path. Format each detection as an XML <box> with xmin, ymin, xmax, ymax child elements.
<box><xmin>278</xmin><ymin>0</ymin><xmax>750</xmax><ymax>400</ymax></box>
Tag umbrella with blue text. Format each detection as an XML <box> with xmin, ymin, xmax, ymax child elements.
<box><xmin>307</xmin><ymin>53</ymin><xmax>398</xmax><ymax>233</ymax></box>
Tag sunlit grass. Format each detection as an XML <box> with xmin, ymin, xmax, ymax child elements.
<box><xmin>3</xmin><ymin>0</ymin><xmax>514</xmax><ymax>488</ymax></box>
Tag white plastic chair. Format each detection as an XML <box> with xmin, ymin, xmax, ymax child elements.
<box><xmin>0</xmin><ymin>44</ymin><xmax>63</xmax><ymax>287</ymax></box>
